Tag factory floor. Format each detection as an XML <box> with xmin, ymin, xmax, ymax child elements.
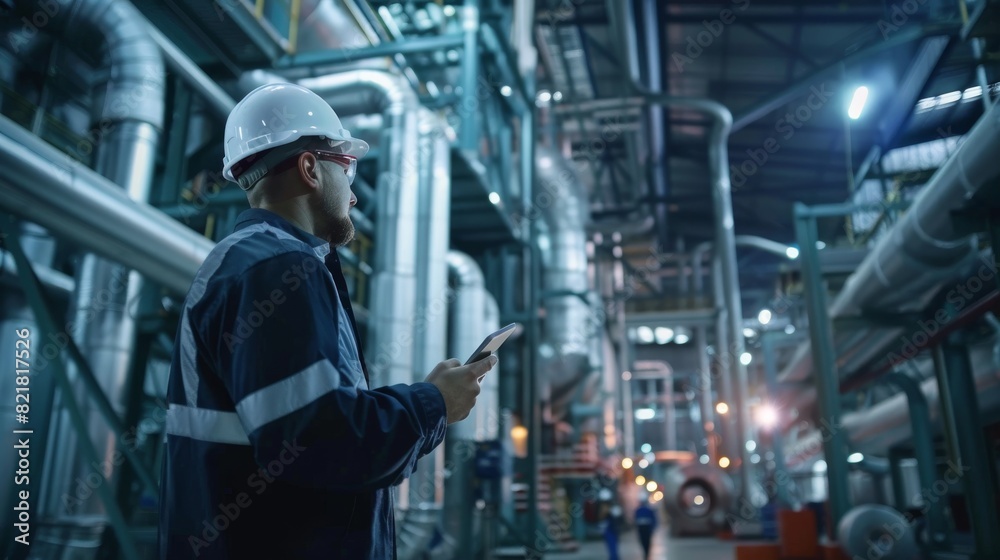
<box><xmin>545</xmin><ymin>526</ymin><xmax>738</xmax><ymax>559</ymax></box>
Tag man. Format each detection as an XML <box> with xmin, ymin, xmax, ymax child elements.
<box><xmin>634</xmin><ymin>495</ymin><xmax>658</xmax><ymax>560</ymax></box>
<box><xmin>158</xmin><ymin>83</ymin><xmax>495</xmax><ymax>559</ymax></box>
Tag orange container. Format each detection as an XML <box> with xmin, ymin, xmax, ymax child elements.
<box><xmin>733</xmin><ymin>543</ymin><xmax>780</xmax><ymax>560</ymax></box>
<box><xmin>777</xmin><ymin>509</ymin><xmax>818</xmax><ymax>559</ymax></box>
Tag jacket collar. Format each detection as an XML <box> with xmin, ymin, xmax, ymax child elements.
<box><xmin>233</xmin><ymin>208</ymin><xmax>331</xmax><ymax>260</ymax></box>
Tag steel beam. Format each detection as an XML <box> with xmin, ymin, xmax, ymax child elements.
<box><xmin>940</xmin><ymin>338</ymin><xmax>1000</xmax><ymax>559</ymax></box>
<box><xmin>793</xmin><ymin>203</ymin><xmax>851</xmax><ymax>533</ymax></box>
<box><xmin>732</xmin><ymin>24</ymin><xmax>959</xmax><ymax>132</ymax></box>
<box><xmin>276</xmin><ymin>33</ymin><xmax>464</xmax><ymax>68</ymax></box>
<box><xmin>883</xmin><ymin>372</ymin><xmax>949</xmax><ymax>548</ymax></box>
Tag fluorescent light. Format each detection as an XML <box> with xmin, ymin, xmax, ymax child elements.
<box><xmin>674</xmin><ymin>333</ymin><xmax>690</xmax><ymax>344</ymax></box>
<box><xmin>746</xmin><ymin>440</ymin><xmax>757</xmax><ymax>452</ymax></box>
<box><xmin>743</xmin><ymin>327</ymin><xmax>757</xmax><ymax>338</ymax></box>
<box><xmin>938</xmin><ymin>90</ymin><xmax>962</xmax><ymax>107</ymax></box>
<box><xmin>646</xmin><ymin>481</ymin><xmax>658</xmax><ymax>492</ymax></box>
<box><xmin>816</xmin><ymin>241</ymin><xmax>826</xmax><ymax>250</ymax></box>
<box><xmin>750</xmin><ymin>454</ymin><xmax>761</xmax><ymax>464</ymax></box>
<box><xmin>552</xmin><ymin>91</ymin><xmax>563</xmax><ymax>102</ymax></box>
<box><xmin>740</xmin><ymin>352</ymin><xmax>752</xmax><ymax>365</ymax></box>
<box><xmin>537</xmin><ymin>90</ymin><xmax>552</xmax><ymax>103</ymax></box>
<box><xmin>848</xmin><ymin>452</ymin><xmax>864</xmax><ymax>463</ymax></box>
<box><xmin>699</xmin><ymin>454</ymin><xmax>710</xmax><ymax>464</ymax></box>
<box><xmin>488</xmin><ymin>192</ymin><xmax>501</xmax><ymax>205</ymax></box>
<box><xmin>654</xmin><ymin>326</ymin><xmax>674</xmax><ymax>344</ymax></box>
<box><xmin>635</xmin><ymin>408</ymin><xmax>655</xmax><ymax>420</ymax></box>
<box><xmin>964</xmin><ymin>86</ymin><xmax>983</xmax><ymax>100</ymax></box>
<box><xmin>500</xmin><ymin>85</ymin><xmax>512</xmax><ymax>97</ymax></box>
<box><xmin>443</xmin><ymin>5</ymin><xmax>456</xmax><ymax>16</ymax></box>
<box><xmin>758</xmin><ymin>309</ymin><xmax>772</xmax><ymax>325</ymax></box>
<box><xmin>786</xmin><ymin>246</ymin><xmax>800</xmax><ymax>259</ymax></box>
<box><xmin>848</xmin><ymin>86</ymin><xmax>869</xmax><ymax>119</ymax></box>
<box><xmin>641</xmin><ymin>443</ymin><xmax>652</xmax><ymax>453</ymax></box>
<box><xmin>636</xmin><ymin>475</ymin><xmax>646</xmax><ymax>486</ymax></box>
<box><xmin>636</xmin><ymin>326</ymin><xmax>654</xmax><ymax>344</ymax></box>
<box><xmin>785</xmin><ymin>324</ymin><xmax>796</xmax><ymax>334</ymax></box>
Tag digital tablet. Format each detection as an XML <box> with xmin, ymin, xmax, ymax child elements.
<box><xmin>465</xmin><ymin>323</ymin><xmax>518</xmax><ymax>365</ymax></box>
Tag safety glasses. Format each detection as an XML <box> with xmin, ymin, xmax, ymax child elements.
<box><xmin>311</xmin><ymin>150</ymin><xmax>358</xmax><ymax>185</ymax></box>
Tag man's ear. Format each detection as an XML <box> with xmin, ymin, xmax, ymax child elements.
<box><xmin>297</xmin><ymin>151</ymin><xmax>322</xmax><ymax>190</ymax></box>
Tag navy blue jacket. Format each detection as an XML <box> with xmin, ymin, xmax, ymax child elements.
<box><xmin>159</xmin><ymin>208</ymin><xmax>447</xmax><ymax>559</ymax></box>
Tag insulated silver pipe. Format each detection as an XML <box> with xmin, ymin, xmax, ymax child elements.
<box><xmin>444</xmin><ymin>250</ymin><xmax>488</xmax><ymax>560</ymax></box>
<box><xmin>535</xmin><ymin>145</ymin><xmax>596</xmax><ymax>421</ymax></box>
<box><xmin>0</xmin><ymin>114</ymin><xmax>214</xmax><ymax>294</ymax></box>
<box><xmin>406</xmin><ymin>108</ymin><xmax>453</xmax><ymax>513</ymax></box>
<box><xmin>397</xmin><ymin>109</ymin><xmax>453</xmax><ymax>560</ymax></box>
<box><xmin>785</xmin><ymin>343</ymin><xmax>999</xmax><ymax>466</ymax></box>
<box><xmin>297</xmin><ymin>70</ymin><xmax>420</xmax><ymax>391</ymax></box>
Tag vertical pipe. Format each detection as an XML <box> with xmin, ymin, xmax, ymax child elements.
<box><xmin>520</xmin><ymin>67</ymin><xmax>542</xmax><ymax>550</ymax></box>
<box><xmin>459</xmin><ymin>0</ymin><xmax>481</xmax><ymax>152</ymax></box>
<box><xmin>696</xmin><ymin>326</ymin><xmax>715</xmax><ymax>459</ymax></box>
<box><xmin>409</xmin><ymin>109</ymin><xmax>452</xmax><ymax>510</ymax></box>
<box><xmin>367</xmin><ymin>94</ymin><xmax>421</xmax><ymax>390</ymax></box>
<box><xmin>640</xmin><ymin>0</ymin><xmax>669</xmax><ymax>254</ymax></box>
<box><xmin>888</xmin><ymin>448</ymin><xmax>908</xmax><ymax>511</ymax></box>
<box><xmin>713</xmin><ymin>259</ymin><xmax>736</xmax><ymax>465</ymax></box>
<box><xmin>940</xmin><ymin>338</ymin><xmax>1000</xmax><ymax>558</ymax></box>
<box><xmin>761</xmin><ymin>332</ymin><xmax>788</xmax><ymax>506</ymax></box>
<box><xmin>794</xmin><ymin>203</ymin><xmax>851</xmax><ymax>533</ymax></box>
<box><xmin>445</xmin><ymin>251</ymin><xmax>487</xmax><ymax>560</ymax></box>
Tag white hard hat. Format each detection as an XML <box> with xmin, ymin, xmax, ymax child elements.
<box><xmin>222</xmin><ymin>82</ymin><xmax>369</xmax><ymax>189</ymax></box>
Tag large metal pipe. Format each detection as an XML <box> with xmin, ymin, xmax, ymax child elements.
<box><xmin>777</xmin><ymin>97</ymin><xmax>1000</xmax><ymax>399</ymax></box>
<box><xmin>0</xmin><ymin>114</ymin><xmax>214</xmax><ymax>293</ymax></box>
<box><xmin>293</xmin><ymin>70</ymin><xmax>420</xmax><ymax>394</ymax></box>
<box><xmin>444</xmin><ymin>250</ymin><xmax>489</xmax><ymax>560</ymax></box>
<box><xmin>397</xmin><ymin>108</ymin><xmax>453</xmax><ymax>560</ymax></box>
<box><xmin>607</xmin><ymin>0</ymin><xmax>754</xmax><ymax>499</ymax></box>
<box><xmin>785</xmin><ymin>342</ymin><xmax>999</xmax><ymax>463</ymax></box>
<box><xmin>534</xmin><ymin>145</ymin><xmax>597</xmax><ymax>422</ymax></box>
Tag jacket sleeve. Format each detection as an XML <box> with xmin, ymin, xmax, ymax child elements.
<box><xmin>211</xmin><ymin>250</ymin><xmax>447</xmax><ymax>492</ymax></box>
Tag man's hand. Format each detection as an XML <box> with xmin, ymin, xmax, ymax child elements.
<box><xmin>424</xmin><ymin>355</ymin><xmax>497</xmax><ymax>424</ymax></box>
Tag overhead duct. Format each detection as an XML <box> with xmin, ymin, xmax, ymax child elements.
<box><xmin>534</xmin><ymin>144</ymin><xmax>598</xmax><ymax>426</ymax></box>
<box><xmin>777</xmin><ymin>98</ymin><xmax>1000</xmax><ymax>408</ymax></box>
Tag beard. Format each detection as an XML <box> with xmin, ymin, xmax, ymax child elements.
<box><xmin>328</xmin><ymin>213</ymin><xmax>355</xmax><ymax>247</ymax></box>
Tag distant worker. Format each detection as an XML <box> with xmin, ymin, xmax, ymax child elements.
<box><xmin>635</xmin><ymin>496</ymin><xmax>659</xmax><ymax>560</ymax></box>
<box><xmin>158</xmin><ymin>83</ymin><xmax>497</xmax><ymax>559</ymax></box>
<box><xmin>601</xmin><ymin>503</ymin><xmax>622</xmax><ymax>560</ymax></box>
